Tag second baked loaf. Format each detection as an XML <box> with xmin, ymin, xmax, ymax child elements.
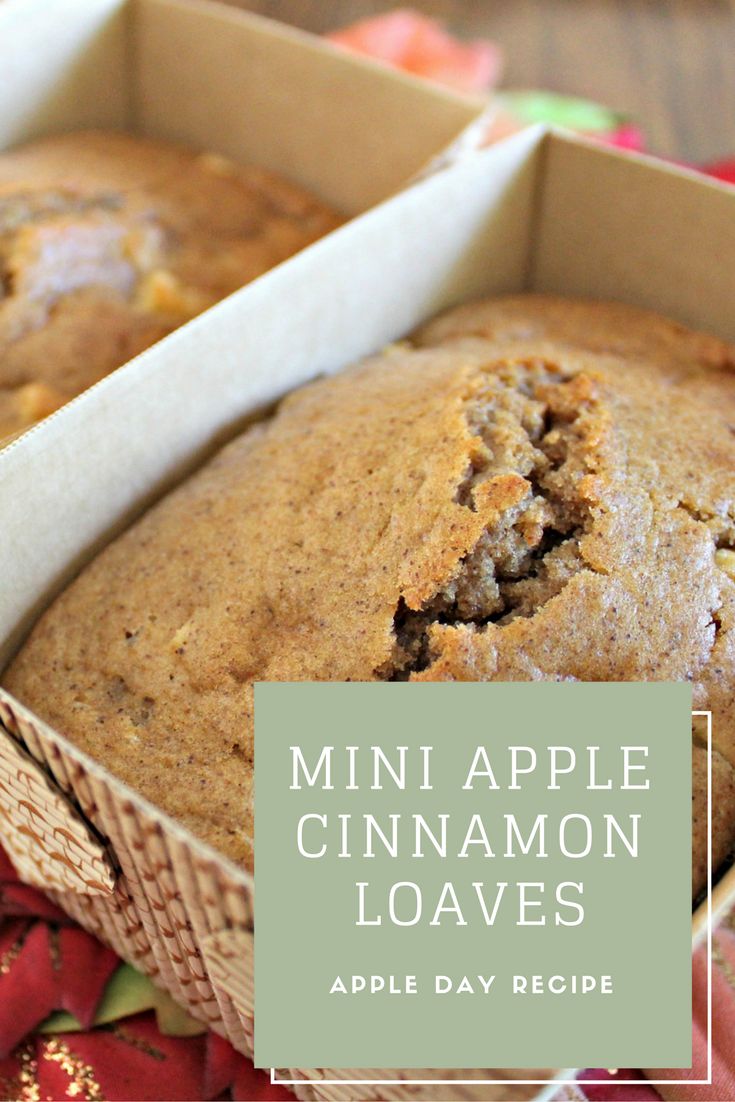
<box><xmin>0</xmin><ymin>130</ymin><xmax>341</xmax><ymax>439</ymax></box>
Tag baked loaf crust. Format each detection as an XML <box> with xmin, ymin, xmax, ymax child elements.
<box><xmin>5</xmin><ymin>294</ymin><xmax>735</xmax><ymax>891</ymax></box>
<box><xmin>0</xmin><ymin>130</ymin><xmax>340</xmax><ymax>439</ymax></box>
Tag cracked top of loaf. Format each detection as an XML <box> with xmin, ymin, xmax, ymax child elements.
<box><xmin>0</xmin><ymin>130</ymin><xmax>341</xmax><ymax>439</ymax></box>
<box><xmin>5</xmin><ymin>294</ymin><xmax>735</xmax><ymax>890</ymax></box>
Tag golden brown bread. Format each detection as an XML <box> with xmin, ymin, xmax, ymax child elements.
<box><xmin>0</xmin><ymin>130</ymin><xmax>341</xmax><ymax>438</ymax></box>
<box><xmin>5</xmin><ymin>294</ymin><xmax>735</xmax><ymax>890</ymax></box>
<box><xmin>693</xmin><ymin>743</ymin><xmax>735</xmax><ymax>897</ymax></box>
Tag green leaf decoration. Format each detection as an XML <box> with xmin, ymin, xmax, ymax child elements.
<box><xmin>498</xmin><ymin>90</ymin><xmax>624</xmax><ymax>133</ymax></box>
<box><xmin>152</xmin><ymin>988</ymin><xmax>207</xmax><ymax>1038</ymax></box>
<box><xmin>37</xmin><ymin>962</ymin><xmax>205</xmax><ymax>1037</ymax></box>
<box><xmin>37</xmin><ymin>1009</ymin><xmax>81</xmax><ymax>1034</ymax></box>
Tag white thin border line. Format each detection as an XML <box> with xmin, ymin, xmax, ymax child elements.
<box><xmin>271</xmin><ymin>709</ymin><xmax>713</xmax><ymax>1089</ymax></box>
<box><xmin>696</xmin><ymin>708</ymin><xmax>713</xmax><ymax>1089</ymax></box>
<box><xmin>270</xmin><ymin>1075</ymin><xmax>713</xmax><ymax>1087</ymax></box>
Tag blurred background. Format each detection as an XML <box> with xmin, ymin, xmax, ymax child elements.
<box><xmin>232</xmin><ymin>0</ymin><xmax>735</xmax><ymax>163</ymax></box>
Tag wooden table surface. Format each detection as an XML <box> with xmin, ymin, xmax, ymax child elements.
<box><xmin>233</xmin><ymin>0</ymin><xmax>735</xmax><ymax>164</ymax></box>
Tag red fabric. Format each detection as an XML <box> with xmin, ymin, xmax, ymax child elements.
<box><xmin>205</xmin><ymin>1031</ymin><xmax>241</xmax><ymax>1099</ymax></box>
<box><xmin>598</xmin><ymin>123</ymin><xmax>646</xmax><ymax>152</ymax></box>
<box><xmin>233</xmin><ymin>1057</ymin><xmax>292</xmax><ymax>1101</ymax></box>
<box><xmin>644</xmin><ymin>925</ymin><xmax>735</xmax><ymax>1102</ymax></box>
<box><xmin>563</xmin><ymin>926</ymin><xmax>735</xmax><ymax>1102</ymax></box>
<box><xmin>0</xmin><ymin>921</ymin><xmax>57</xmax><ymax>1057</ymax></box>
<box><xmin>56</xmin><ymin>927</ymin><xmax>119</xmax><ymax>1029</ymax></box>
<box><xmin>4</xmin><ymin>842</ymin><xmax>735</xmax><ymax>1100</ymax></box>
<box><xmin>0</xmin><ymin>1019</ymin><xmax>293</xmax><ymax>1102</ymax></box>
<box><xmin>42</xmin><ymin>1016</ymin><xmax>207</xmax><ymax>1102</ymax></box>
<box><xmin>0</xmin><ymin>914</ymin><xmax>117</xmax><ymax>1057</ymax></box>
<box><xmin>0</xmin><ymin>850</ymin><xmax>290</xmax><ymax>1101</ymax></box>
<box><xmin>701</xmin><ymin>159</ymin><xmax>735</xmax><ymax>185</ymax></box>
<box><xmin>578</xmin><ymin>1068</ymin><xmax>659</xmax><ymax>1100</ymax></box>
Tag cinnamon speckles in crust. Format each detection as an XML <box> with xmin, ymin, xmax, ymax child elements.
<box><xmin>5</xmin><ymin>294</ymin><xmax>735</xmax><ymax>892</ymax></box>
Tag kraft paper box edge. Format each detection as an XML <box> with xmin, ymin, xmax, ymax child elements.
<box><xmin>0</xmin><ymin>0</ymin><xmax>481</xmax><ymax>214</ymax></box>
<box><xmin>0</xmin><ymin>125</ymin><xmax>732</xmax><ymax>1092</ymax></box>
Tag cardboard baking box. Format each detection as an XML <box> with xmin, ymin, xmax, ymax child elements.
<box><xmin>0</xmin><ymin>0</ymin><xmax>482</xmax><ymax>442</ymax></box>
<box><xmin>0</xmin><ymin>121</ymin><xmax>733</xmax><ymax>1100</ymax></box>
<box><xmin>2</xmin><ymin>0</ymin><xmax>480</xmax><ymax>211</ymax></box>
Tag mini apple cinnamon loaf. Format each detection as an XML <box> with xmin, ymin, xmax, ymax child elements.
<box><xmin>6</xmin><ymin>294</ymin><xmax>735</xmax><ymax>894</ymax></box>
<box><xmin>0</xmin><ymin>130</ymin><xmax>341</xmax><ymax>439</ymax></box>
